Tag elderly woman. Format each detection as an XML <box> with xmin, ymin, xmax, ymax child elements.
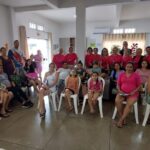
<box><xmin>115</xmin><ymin>62</ymin><xmax>142</xmax><ymax>128</ymax></box>
<box><xmin>38</xmin><ymin>63</ymin><xmax>59</xmax><ymax>118</ymax></box>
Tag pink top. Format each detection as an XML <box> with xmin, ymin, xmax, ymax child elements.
<box><xmin>65</xmin><ymin>53</ymin><xmax>78</xmax><ymax>65</ymax></box>
<box><xmin>122</xmin><ymin>55</ymin><xmax>133</xmax><ymax>68</ymax></box>
<box><xmin>109</xmin><ymin>54</ymin><xmax>122</xmax><ymax>66</ymax></box>
<box><xmin>101</xmin><ymin>56</ymin><xmax>109</xmax><ymax>69</ymax></box>
<box><xmin>88</xmin><ymin>78</ymin><xmax>102</xmax><ymax>92</ymax></box>
<box><xmin>135</xmin><ymin>69</ymin><xmax>150</xmax><ymax>84</ymax></box>
<box><xmin>52</xmin><ymin>53</ymin><xmax>65</xmax><ymax>69</ymax></box>
<box><xmin>117</xmin><ymin>72</ymin><xmax>141</xmax><ymax>94</ymax></box>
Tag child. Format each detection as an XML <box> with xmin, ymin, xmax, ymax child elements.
<box><xmin>64</xmin><ymin>70</ymin><xmax>79</xmax><ymax>111</ymax></box>
<box><xmin>88</xmin><ymin>72</ymin><xmax>103</xmax><ymax>113</ymax></box>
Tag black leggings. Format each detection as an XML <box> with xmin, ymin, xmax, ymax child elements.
<box><xmin>7</xmin><ymin>86</ymin><xmax>28</xmax><ymax>103</ymax></box>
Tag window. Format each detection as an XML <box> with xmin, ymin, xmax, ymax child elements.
<box><xmin>29</xmin><ymin>22</ymin><xmax>36</xmax><ymax>29</ymax></box>
<box><xmin>124</xmin><ymin>28</ymin><xmax>136</xmax><ymax>34</ymax></box>
<box><xmin>37</xmin><ymin>25</ymin><xmax>44</xmax><ymax>31</ymax></box>
<box><xmin>113</xmin><ymin>29</ymin><xmax>123</xmax><ymax>34</ymax></box>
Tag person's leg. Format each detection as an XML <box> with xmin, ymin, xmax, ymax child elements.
<box><xmin>5</xmin><ymin>92</ymin><xmax>14</xmax><ymax>111</ymax></box>
<box><xmin>117</xmin><ymin>98</ymin><xmax>137</xmax><ymax>127</ymax></box>
<box><xmin>64</xmin><ymin>89</ymin><xmax>72</xmax><ymax>110</ymax></box>
<box><xmin>1</xmin><ymin>92</ymin><xmax>8</xmax><ymax>115</ymax></box>
<box><xmin>38</xmin><ymin>88</ymin><xmax>46</xmax><ymax>114</ymax></box>
<box><xmin>88</xmin><ymin>91</ymin><xmax>94</xmax><ymax>113</ymax></box>
<box><xmin>92</xmin><ymin>92</ymin><xmax>100</xmax><ymax>107</ymax></box>
<box><xmin>115</xmin><ymin>94</ymin><xmax>125</xmax><ymax>118</ymax></box>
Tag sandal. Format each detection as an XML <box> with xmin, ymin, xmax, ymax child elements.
<box><xmin>116</xmin><ymin>120</ymin><xmax>123</xmax><ymax>128</ymax></box>
<box><xmin>6</xmin><ymin>109</ymin><xmax>13</xmax><ymax>113</ymax></box>
<box><xmin>0</xmin><ymin>113</ymin><xmax>10</xmax><ymax>118</ymax></box>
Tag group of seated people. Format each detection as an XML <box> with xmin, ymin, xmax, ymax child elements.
<box><xmin>0</xmin><ymin>40</ymin><xmax>150</xmax><ymax>128</ymax></box>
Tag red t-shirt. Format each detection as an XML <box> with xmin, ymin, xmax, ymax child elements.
<box><xmin>85</xmin><ymin>54</ymin><xmax>94</xmax><ymax>68</ymax></box>
<box><xmin>92</xmin><ymin>54</ymin><xmax>101</xmax><ymax>63</ymax></box>
<box><xmin>109</xmin><ymin>54</ymin><xmax>122</xmax><ymax>66</ymax></box>
<box><xmin>101</xmin><ymin>56</ymin><xmax>109</xmax><ymax>70</ymax></box>
<box><xmin>122</xmin><ymin>55</ymin><xmax>133</xmax><ymax>68</ymax></box>
<box><xmin>52</xmin><ymin>53</ymin><xmax>65</xmax><ymax>69</ymax></box>
<box><xmin>65</xmin><ymin>53</ymin><xmax>78</xmax><ymax>65</ymax></box>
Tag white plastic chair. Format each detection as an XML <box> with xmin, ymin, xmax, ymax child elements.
<box><xmin>48</xmin><ymin>91</ymin><xmax>57</xmax><ymax>111</ymax></box>
<box><xmin>142</xmin><ymin>82</ymin><xmax>150</xmax><ymax>126</ymax></box>
<box><xmin>58</xmin><ymin>76</ymin><xmax>81</xmax><ymax>114</ymax></box>
<box><xmin>81</xmin><ymin>77</ymin><xmax>105</xmax><ymax>118</ymax></box>
<box><xmin>112</xmin><ymin>101</ymin><xmax>139</xmax><ymax>124</ymax></box>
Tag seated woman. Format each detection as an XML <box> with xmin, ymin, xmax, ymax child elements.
<box><xmin>109</xmin><ymin>63</ymin><xmax>124</xmax><ymax>100</ymax></box>
<box><xmin>115</xmin><ymin>62</ymin><xmax>142</xmax><ymax>128</ymax></box>
<box><xmin>24</xmin><ymin>57</ymin><xmax>41</xmax><ymax>93</ymax></box>
<box><xmin>0</xmin><ymin>65</ymin><xmax>32</xmax><ymax>109</ymax></box>
<box><xmin>135</xmin><ymin>60</ymin><xmax>150</xmax><ymax>86</ymax></box>
<box><xmin>88</xmin><ymin>72</ymin><xmax>103</xmax><ymax>114</ymax></box>
<box><xmin>38</xmin><ymin>63</ymin><xmax>59</xmax><ymax>118</ymax></box>
<box><xmin>0</xmin><ymin>84</ymin><xmax>12</xmax><ymax>117</ymax></box>
<box><xmin>64</xmin><ymin>70</ymin><xmax>79</xmax><ymax>111</ymax></box>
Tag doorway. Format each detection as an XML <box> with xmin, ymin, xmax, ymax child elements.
<box><xmin>27</xmin><ymin>38</ymin><xmax>51</xmax><ymax>77</ymax></box>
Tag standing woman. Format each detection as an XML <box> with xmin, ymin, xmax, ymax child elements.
<box><xmin>85</xmin><ymin>47</ymin><xmax>94</xmax><ymax>68</ymax></box>
<box><xmin>101</xmin><ymin>48</ymin><xmax>109</xmax><ymax>74</ymax></box>
<box><xmin>115</xmin><ymin>62</ymin><xmax>142</xmax><ymax>128</ymax></box>
<box><xmin>109</xmin><ymin>47</ymin><xmax>122</xmax><ymax>70</ymax></box>
<box><xmin>38</xmin><ymin>63</ymin><xmax>59</xmax><ymax>118</ymax></box>
<box><xmin>33</xmin><ymin>50</ymin><xmax>43</xmax><ymax>79</ymax></box>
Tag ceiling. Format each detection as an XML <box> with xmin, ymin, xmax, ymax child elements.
<box><xmin>0</xmin><ymin>0</ymin><xmax>150</xmax><ymax>24</ymax></box>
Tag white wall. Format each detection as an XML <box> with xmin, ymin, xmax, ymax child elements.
<box><xmin>15</xmin><ymin>12</ymin><xmax>61</xmax><ymax>52</ymax></box>
<box><xmin>0</xmin><ymin>5</ymin><xmax>13</xmax><ymax>47</ymax></box>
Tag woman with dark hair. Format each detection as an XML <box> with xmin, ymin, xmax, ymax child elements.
<box><xmin>101</xmin><ymin>48</ymin><xmax>109</xmax><ymax>73</ymax></box>
<box><xmin>109</xmin><ymin>63</ymin><xmax>124</xmax><ymax>100</ymax></box>
<box><xmin>135</xmin><ymin>60</ymin><xmax>150</xmax><ymax>85</ymax></box>
<box><xmin>85</xmin><ymin>47</ymin><xmax>93</xmax><ymax>68</ymax></box>
<box><xmin>115</xmin><ymin>62</ymin><xmax>142</xmax><ymax>128</ymax></box>
<box><xmin>143</xmin><ymin>46</ymin><xmax>150</xmax><ymax>65</ymax></box>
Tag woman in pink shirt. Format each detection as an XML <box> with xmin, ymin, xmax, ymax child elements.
<box><xmin>135</xmin><ymin>60</ymin><xmax>150</xmax><ymax>85</ymax></box>
<box><xmin>109</xmin><ymin>47</ymin><xmax>122</xmax><ymax>69</ymax></box>
<box><xmin>88</xmin><ymin>72</ymin><xmax>103</xmax><ymax>113</ymax></box>
<box><xmin>52</xmin><ymin>48</ymin><xmax>65</xmax><ymax>69</ymax></box>
<box><xmin>115</xmin><ymin>62</ymin><xmax>142</xmax><ymax>128</ymax></box>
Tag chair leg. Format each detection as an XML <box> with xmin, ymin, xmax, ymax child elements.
<box><xmin>52</xmin><ymin>93</ymin><xmax>57</xmax><ymax>111</ymax></box>
<box><xmin>81</xmin><ymin>97</ymin><xmax>87</xmax><ymax>114</ymax></box>
<box><xmin>73</xmin><ymin>97</ymin><xmax>78</xmax><ymax>114</ymax></box>
<box><xmin>134</xmin><ymin>102</ymin><xmax>139</xmax><ymax>124</ymax></box>
<box><xmin>112</xmin><ymin>107</ymin><xmax>117</xmax><ymax>119</ymax></box>
<box><xmin>98</xmin><ymin>98</ymin><xmax>103</xmax><ymax>118</ymax></box>
<box><xmin>142</xmin><ymin>104</ymin><xmax>150</xmax><ymax>126</ymax></box>
<box><xmin>58</xmin><ymin>95</ymin><xmax>63</xmax><ymax>111</ymax></box>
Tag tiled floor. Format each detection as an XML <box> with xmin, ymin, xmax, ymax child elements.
<box><xmin>0</xmin><ymin>97</ymin><xmax>149</xmax><ymax>150</ymax></box>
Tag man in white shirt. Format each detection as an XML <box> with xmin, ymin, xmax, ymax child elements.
<box><xmin>57</xmin><ymin>62</ymin><xmax>70</xmax><ymax>96</ymax></box>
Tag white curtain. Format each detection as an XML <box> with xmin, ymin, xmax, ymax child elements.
<box><xmin>103</xmin><ymin>33</ymin><xmax>146</xmax><ymax>54</ymax></box>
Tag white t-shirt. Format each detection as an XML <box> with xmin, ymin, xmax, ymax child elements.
<box><xmin>57</xmin><ymin>68</ymin><xmax>70</xmax><ymax>80</ymax></box>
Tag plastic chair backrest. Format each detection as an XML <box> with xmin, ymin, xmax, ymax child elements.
<box><xmin>65</xmin><ymin>75</ymin><xmax>81</xmax><ymax>93</ymax></box>
<box><xmin>87</xmin><ymin>77</ymin><xmax>105</xmax><ymax>93</ymax></box>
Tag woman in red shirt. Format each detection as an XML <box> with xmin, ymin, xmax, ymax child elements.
<box><xmin>101</xmin><ymin>48</ymin><xmax>109</xmax><ymax>73</ymax></box>
<box><xmin>65</xmin><ymin>47</ymin><xmax>78</xmax><ymax>68</ymax></box>
<box><xmin>85</xmin><ymin>47</ymin><xmax>94</xmax><ymax>68</ymax></box>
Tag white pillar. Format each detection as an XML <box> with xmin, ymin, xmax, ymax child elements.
<box><xmin>76</xmin><ymin>1</ymin><xmax>86</xmax><ymax>64</ymax></box>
